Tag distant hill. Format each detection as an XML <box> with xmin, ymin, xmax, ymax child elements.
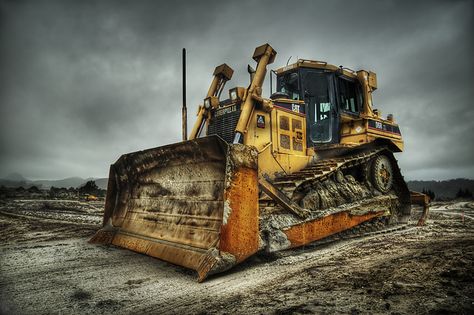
<box><xmin>32</xmin><ymin>177</ymin><xmax>87</xmax><ymax>189</ymax></box>
<box><xmin>0</xmin><ymin>179</ymin><xmax>30</xmax><ymax>188</ymax></box>
<box><xmin>407</xmin><ymin>179</ymin><xmax>474</xmax><ymax>199</ymax></box>
<box><xmin>4</xmin><ymin>172</ymin><xmax>28</xmax><ymax>182</ymax></box>
<box><xmin>0</xmin><ymin>174</ymin><xmax>108</xmax><ymax>190</ymax></box>
<box><xmin>94</xmin><ymin>178</ymin><xmax>108</xmax><ymax>190</ymax></box>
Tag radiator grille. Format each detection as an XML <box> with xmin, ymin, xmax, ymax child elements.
<box><xmin>207</xmin><ymin>104</ymin><xmax>241</xmax><ymax>143</ymax></box>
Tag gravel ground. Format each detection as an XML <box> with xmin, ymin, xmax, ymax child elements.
<box><xmin>0</xmin><ymin>199</ymin><xmax>473</xmax><ymax>314</ymax></box>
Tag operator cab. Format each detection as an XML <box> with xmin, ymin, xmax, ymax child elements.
<box><xmin>275</xmin><ymin>63</ymin><xmax>364</xmax><ymax>146</ymax></box>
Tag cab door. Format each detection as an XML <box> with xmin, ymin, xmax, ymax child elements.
<box><xmin>301</xmin><ymin>70</ymin><xmax>339</xmax><ymax>145</ymax></box>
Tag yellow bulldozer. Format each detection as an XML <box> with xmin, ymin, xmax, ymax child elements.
<box><xmin>90</xmin><ymin>44</ymin><xmax>429</xmax><ymax>281</ymax></box>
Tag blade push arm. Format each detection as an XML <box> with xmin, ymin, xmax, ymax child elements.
<box><xmin>189</xmin><ymin>64</ymin><xmax>234</xmax><ymax>140</ymax></box>
<box><xmin>233</xmin><ymin>43</ymin><xmax>276</xmax><ymax>143</ymax></box>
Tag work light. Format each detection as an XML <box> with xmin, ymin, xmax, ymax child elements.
<box><xmin>204</xmin><ymin>97</ymin><xmax>211</xmax><ymax>109</ymax></box>
<box><xmin>229</xmin><ymin>88</ymin><xmax>238</xmax><ymax>101</ymax></box>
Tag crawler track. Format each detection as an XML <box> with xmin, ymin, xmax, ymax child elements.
<box><xmin>304</xmin><ymin>219</ymin><xmax>411</xmax><ymax>249</ymax></box>
<box><xmin>259</xmin><ymin>145</ymin><xmax>412</xmax><ymax>244</ymax></box>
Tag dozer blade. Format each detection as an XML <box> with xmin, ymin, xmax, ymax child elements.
<box><xmin>90</xmin><ymin>136</ymin><xmax>260</xmax><ymax>281</ymax></box>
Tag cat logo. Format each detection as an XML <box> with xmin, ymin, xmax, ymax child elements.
<box><xmin>257</xmin><ymin>115</ymin><xmax>265</xmax><ymax>128</ymax></box>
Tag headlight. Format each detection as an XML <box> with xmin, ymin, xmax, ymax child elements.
<box><xmin>230</xmin><ymin>89</ymin><xmax>238</xmax><ymax>101</ymax></box>
<box><xmin>204</xmin><ymin>98</ymin><xmax>211</xmax><ymax>109</ymax></box>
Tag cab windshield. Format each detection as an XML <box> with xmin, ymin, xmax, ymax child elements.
<box><xmin>277</xmin><ymin>71</ymin><xmax>300</xmax><ymax>100</ymax></box>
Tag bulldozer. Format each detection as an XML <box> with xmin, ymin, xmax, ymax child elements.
<box><xmin>90</xmin><ymin>43</ymin><xmax>429</xmax><ymax>281</ymax></box>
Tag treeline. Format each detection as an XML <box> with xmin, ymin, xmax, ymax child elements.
<box><xmin>421</xmin><ymin>188</ymin><xmax>435</xmax><ymax>201</ymax></box>
<box><xmin>407</xmin><ymin>179</ymin><xmax>474</xmax><ymax>200</ymax></box>
<box><xmin>418</xmin><ymin>187</ymin><xmax>473</xmax><ymax>201</ymax></box>
<box><xmin>455</xmin><ymin>188</ymin><xmax>473</xmax><ymax>199</ymax></box>
<box><xmin>0</xmin><ymin>180</ymin><xmax>105</xmax><ymax>200</ymax></box>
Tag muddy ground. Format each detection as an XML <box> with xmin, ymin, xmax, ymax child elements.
<box><xmin>0</xmin><ymin>199</ymin><xmax>473</xmax><ymax>315</ymax></box>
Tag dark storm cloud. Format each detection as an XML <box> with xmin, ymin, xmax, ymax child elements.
<box><xmin>0</xmin><ymin>0</ymin><xmax>473</xmax><ymax>180</ymax></box>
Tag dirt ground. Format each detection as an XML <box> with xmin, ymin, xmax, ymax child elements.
<box><xmin>0</xmin><ymin>199</ymin><xmax>473</xmax><ymax>315</ymax></box>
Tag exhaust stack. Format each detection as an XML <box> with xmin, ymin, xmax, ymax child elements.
<box><xmin>182</xmin><ymin>48</ymin><xmax>187</xmax><ymax>141</ymax></box>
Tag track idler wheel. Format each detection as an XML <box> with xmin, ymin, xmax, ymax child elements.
<box><xmin>370</xmin><ymin>155</ymin><xmax>393</xmax><ymax>193</ymax></box>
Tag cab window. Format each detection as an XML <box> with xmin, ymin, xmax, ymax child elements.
<box><xmin>277</xmin><ymin>71</ymin><xmax>300</xmax><ymax>100</ymax></box>
<box><xmin>302</xmin><ymin>70</ymin><xmax>336</xmax><ymax>143</ymax></box>
<box><xmin>338</xmin><ymin>78</ymin><xmax>361</xmax><ymax>113</ymax></box>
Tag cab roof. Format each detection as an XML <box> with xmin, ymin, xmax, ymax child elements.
<box><xmin>275</xmin><ymin>59</ymin><xmax>369</xmax><ymax>80</ymax></box>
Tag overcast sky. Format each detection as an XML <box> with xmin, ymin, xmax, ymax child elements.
<box><xmin>0</xmin><ymin>0</ymin><xmax>473</xmax><ymax>181</ymax></box>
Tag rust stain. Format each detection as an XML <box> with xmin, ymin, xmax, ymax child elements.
<box><xmin>197</xmin><ymin>252</ymin><xmax>219</xmax><ymax>282</ymax></box>
<box><xmin>91</xmin><ymin>137</ymin><xmax>261</xmax><ymax>282</ymax></box>
<box><xmin>219</xmin><ymin>167</ymin><xmax>259</xmax><ymax>262</ymax></box>
<box><xmin>284</xmin><ymin>211</ymin><xmax>384</xmax><ymax>248</ymax></box>
<box><xmin>88</xmin><ymin>230</ymin><xmax>115</xmax><ymax>244</ymax></box>
<box><xmin>112</xmin><ymin>232</ymin><xmax>205</xmax><ymax>272</ymax></box>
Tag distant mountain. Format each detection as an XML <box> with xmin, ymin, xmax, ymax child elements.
<box><xmin>4</xmin><ymin>172</ymin><xmax>29</xmax><ymax>182</ymax></box>
<box><xmin>0</xmin><ymin>179</ymin><xmax>29</xmax><ymax>188</ymax></box>
<box><xmin>0</xmin><ymin>172</ymin><xmax>30</xmax><ymax>188</ymax></box>
<box><xmin>0</xmin><ymin>175</ymin><xmax>108</xmax><ymax>190</ymax></box>
<box><xmin>32</xmin><ymin>177</ymin><xmax>87</xmax><ymax>189</ymax></box>
<box><xmin>407</xmin><ymin>178</ymin><xmax>474</xmax><ymax>199</ymax></box>
<box><xmin>94</xmin><ymin>178</ymin><xmax>108</xmax><ymax>190</ymax></box>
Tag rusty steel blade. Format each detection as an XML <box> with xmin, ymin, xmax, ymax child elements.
<box><xmin>90</xmin><ymin>136</ymin><xmax>260</xmax><ymax>281</ymax></box>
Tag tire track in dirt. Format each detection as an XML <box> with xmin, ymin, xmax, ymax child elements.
<box><xmin>128</xmin><ymin>227</ymin><xmax>420</xmax><ymax>314</ymax></box>
<box><xmin>1</xmin><ymin>200</ymin><xmax>473</xmax><ymax>314</ymax></box>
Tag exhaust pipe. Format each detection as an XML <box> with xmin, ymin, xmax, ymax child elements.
<box><xmin>182</xmin><ymin>48</ymin><xmax>187</xmax><ymax>141</ymax></box>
